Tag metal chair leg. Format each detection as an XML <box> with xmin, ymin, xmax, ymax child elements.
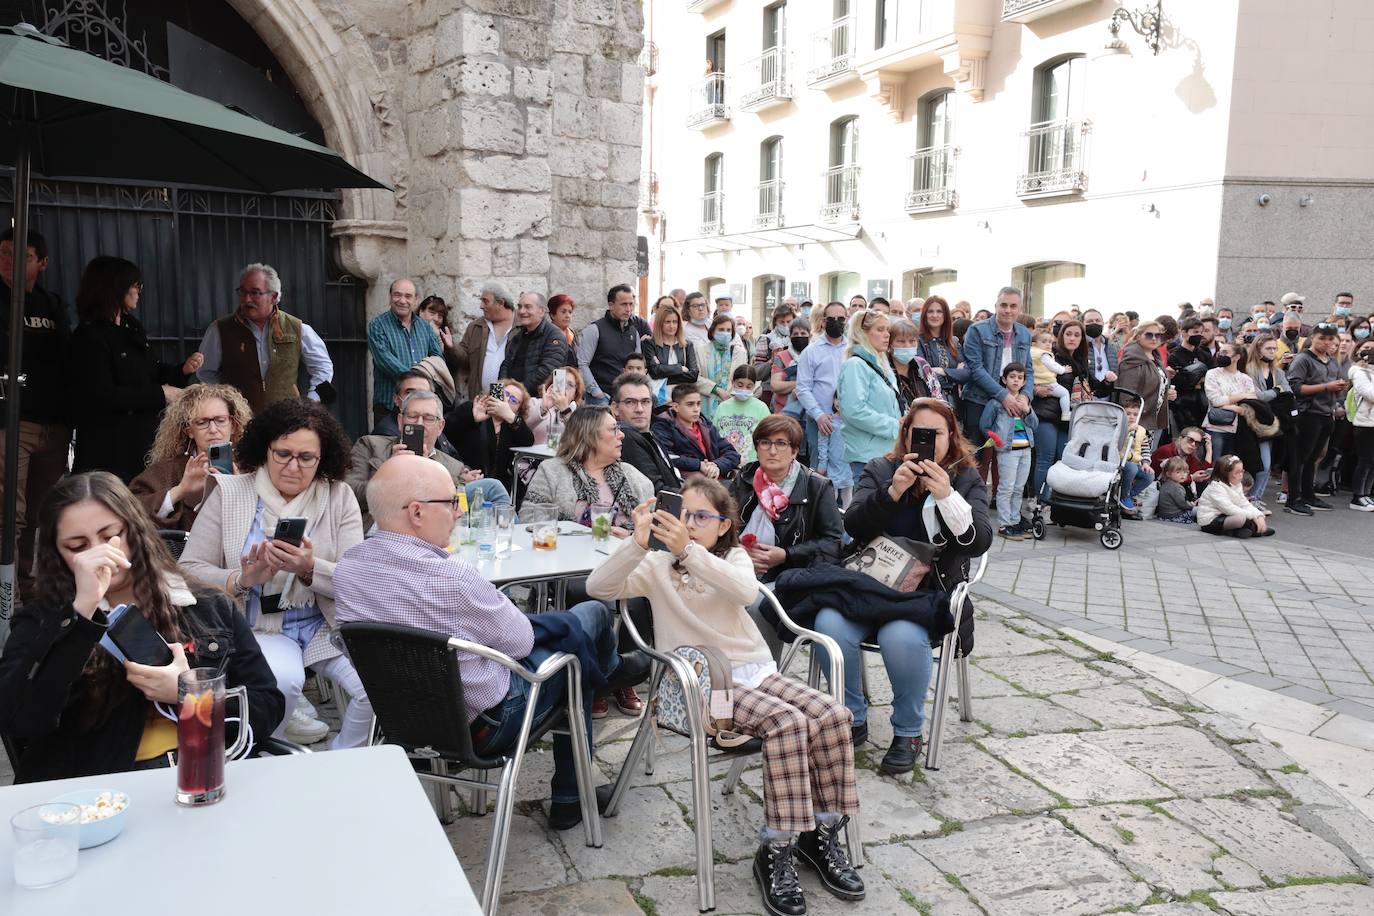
<box><xmin>480</xmin><ymin>759</ymin><xmax>520</xmax><ymax>915</ymax></box>
<box><xmin>469</xmin><ymin>769</ymin><xmax>488</xmax><ymax>816</ymax></box>
<box><xmin>721</xmin><ymin>756</ymin><xmax>748</xmax><ymax>795</ymax></box>
<box><xmin>565</xmin><ymin>661</ymin><xmax>602</xmax><ymax>848</ymax></box>
<box><xmin>957</xmin><ymin>654</ymin><xmax>974</xmax><ymax>723</ymax></box>
<box><xmin>924</xmin><ymin>632</ymin><xmax>958</xmax><ymax>771</ymax></box>
<box><xmin>606</xmin><ymin>665</ymin><xmax>664</xmax><ymax>817</ymax></box>
<box><xmin>430</xmin><ymin>758</ymin><xmax>456</xmax><ymax>824</ymax></box>
<box><xmin>846</xmin><ymin>810</ymin><xmax>865</xmax><ymax>866</ymax></box>
<box><xmin>688</xmin><ymin>728</ymin><xmax>716</xmax><ymax>913</ymax></box>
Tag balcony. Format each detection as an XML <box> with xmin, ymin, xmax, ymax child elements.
<box><xmin>854</xmin><ymin>0</ymin><xmax>994</xmax><ymax>112</ymax></box>
<box><xmin>905</xmin><ymin>145</ymin><xmax>958</xmax><ymax>213</ymax></box>
<box><xmin>639</xmin><ymin>41</ymin><xmax>658</xmax><ymax>76</ymax></box>
<box><xmin>807</xmin><ymin>15</ymin><xmax>859</xmax><ymax>89</ymax></box>
<box><xmin>686</xmin><ymin>74</ymin><xmax>730</xmax><ymax>129</ymax></box>
<box><xmin>739</xmin><ymin>48</ymin><xmax>792</xmax><ymax>112</ymax></box>
<box><xmin>686</xmin><ymin>0</ymin><xmax>728</xmax><ymax>12</ymax></box>
<box><xmin>639</xmin><ymin>171</ymin><xmax>658</xmax><ymax>211</ymax></box>
<box><xmin>820</xmin><ymin>165</ymin><xmax>860</xmax><ymax>222</ymax></box>
<box><xmin>700</xmin><ymin>190</ymin><xmax>724</xmax><ymax>235</ymax></box>
<box><xmin>1016</xmin><ymin>119</ymin><xmax>1091</xmax><ymax>199</ymax></box>
<box><xmin>755</xmin><ymin>179</ymin><xmax>784</xmax><ymax>229</ymax></box>
<box><xmin>1001</xmin><ymin>0</ymin><xmax>1098</xmax><ymax>24</ymax></box>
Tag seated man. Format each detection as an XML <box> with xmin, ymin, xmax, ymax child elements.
<box><xmin>612</xmin><ymin>370</ymin><xmax>680</xmax><ymax>493</ymax></box>
<box><xmin>372</xmin><ymin>368</ymin><xmax>462</xmax><ymax>459</ymax></box>
<box><xmin>347</xmin><ymin>390</ymin><xmax>509</xmax><ymax>529</ymax></box>
<box><xmin>334</xmin><ymin>455</ymin><xmax>648</xmax><ymax>829</ymax></box>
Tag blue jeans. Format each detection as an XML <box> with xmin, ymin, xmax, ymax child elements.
<box><xmin>804</xmin><ymin>414</ymin><xmax>852</xmax><ymax>487</ymax></box>
<box><xmin>995</xmin><ymin>448</ymin><xmax>1032</xmax><ymax>527</ymax></box>
<box><xmin>1209</xmin><ymin>430</ymin><xmax>1234</xmax><ymax>461</ymax></box>
<box><xmin>811</xmin><ymin>608</ymin><xmax>933</xmax><ymax>738</ymax></box>
<box><xmin>472</xmin><ymin>600</ymin><xmax>616</xmax><ymax>804</ymax></box>
<box><xmin>1032</xmin><ymin>421</ymin><xmax>1070</xmax><ymax>500</ymax></box>
<box><xmin>465</xmin><ymin>478</ymin><xmax>511</xmax><ymax>507</ymax></box>
<box><xmin>1249</xmin><ymin>439</ymin><xmax>1272</xmax><ymax>499</ymax></box>
<box><xmin>1121</xmin><ymin>461</ymin><xmax>1154</xmax><ymax>499</ymax></box>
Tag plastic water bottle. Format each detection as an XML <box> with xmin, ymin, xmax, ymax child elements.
<box><xmin>476</xmin><ymin>501</ymin><xmax>496</xmax><ymax>558</ymax></box>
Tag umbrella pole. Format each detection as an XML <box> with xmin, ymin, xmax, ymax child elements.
<box><xmin>1</xmin><ymin>127</ymin><xmax>32</xmax><ymax>644</ymax></box>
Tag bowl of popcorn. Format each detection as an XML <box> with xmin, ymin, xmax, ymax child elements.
<box><xmin>47</xmin><ymin>789</ymin><xmax>129</xmax><ymax>848</ymax></box>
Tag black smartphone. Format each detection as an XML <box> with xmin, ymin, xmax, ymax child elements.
<box><xmin>488</xmin><ymin>382</ymin><xmax>505</xmax><ymax>402</ymax></box>
<box><xmin>273</xmin><ymin>516</ymin><xmax>308</xmax><ymax>547</ymax></box>
<box><xmin>401</xmin><ymin>422</ymin><xmax>425</xmax><ymax>455</ymax></box>
<box><xmin>648</xmin><ymin>490</ymin><xmax>683</xmax><ymax>552</ymax></box>
<box><xmin>207</xmin><ymin>442</ymin><xmax>233</xmax><ymax>475</ymax></box>
<box><xmin>908</xmin><ymin>427</ymin><xmax>937</xmax><ymax>466</ymax></box>
<box><xmin>107</xmin><ymin>607</ymin><xmax>174</xmax><ymax>667</ymax></box>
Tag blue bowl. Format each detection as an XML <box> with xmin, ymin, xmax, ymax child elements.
<box><xmin>50</xmin><ymin>789</ymin><xmax>128</xmax><ymax>848</ymax></box>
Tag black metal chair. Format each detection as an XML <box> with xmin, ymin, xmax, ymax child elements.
<box><xmin>338</xmin><ymin>621</ymin><xmax>600</xmax><ymax>915</ymax></box>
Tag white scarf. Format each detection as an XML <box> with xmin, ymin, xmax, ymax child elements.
<box><xmin>252</xmin><ymin>467</ymin><xmax>329</xmax><ymax>609</ymax></box>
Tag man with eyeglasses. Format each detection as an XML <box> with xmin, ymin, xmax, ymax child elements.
<box><xmin>367</xmin><ymin>277</ymin><xmax>441</xmax><ymax>427</ymax></box>
<box><xmin>1285</xmin><ymin>324</ymin><xmax>1348</xmax><ymax>515</ymax></box>
<box><xmin>611</xmin><ymin>371</ymin><xmax>680</xmax><ymax>492</ymax></box>
<box><xmin>196</xmin><ymin>262</ymin><xmax>334</xmax><ymax>412</ymax></box>
<box><xmin>1279</xmin><ymin>291</ymin><xmax>1313</xmax><ymax>336</ymax></box>
<box><xmin>346</xmin><ymin>389</ymin><xmax>509</xmax><ymax>529</ymax></box>
<box><xmin>334</xmin><ymin>455</ymin><xmax>648</xmax><ymax>831</ymax></box>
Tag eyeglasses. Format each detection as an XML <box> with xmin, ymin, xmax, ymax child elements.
<box><xmin>416</xmin><ymin>495</ymin><xmax>463</xmax><ymax>512</ymax></box>
<box><xmin>236</xmin><ymin>287</ymin><xmax>274</xmax><ymax>299</ymax></box>
<box><xmin>617</xmin><ymin>397</ymin><xmax>654</xmax><ymax>409</ymax></box>
<box><xmin>268</xmin><ymin>448</ymin><xmax>320</xmax><ymax>468</ymax></box>
<box><xmin>402</xmin><ymin>412</ymin><xmax>443</xmax><ymax>426</ymax></box>
<box><xmin>191</xmin><ymin>415</ymin><xmax>231</xmax><ymax>430</ymax></box>
<box><xmin>755</xmin><ymin>438</ymin><xmax>794</xmax><ymax>452</ymax></box>
<box><xmin>683</xmin><ymin>510</ymin><xmax>727</xmax><ymax>528</ymax></box>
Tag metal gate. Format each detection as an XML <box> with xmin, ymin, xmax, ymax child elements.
<box><xmin>0</xmin><ymin>178</ymin><xmax>370</xmax><ymax>436</ymax></box>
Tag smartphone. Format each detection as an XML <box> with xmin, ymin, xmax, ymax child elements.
<box><xmin>207</xmin><ymin>442</ymin><xmax>233</xmax><ymax>475</ymax></box>
<box><xmin>908</xmin><ymin>427</ymin><xmax>937</xmax><ymax>466</ymax></box>
<box><xmin>107</xmin><ymin>607</ymin><xmax>174</xmax><ymax>667</ymax></box>
<box><xmin>273</xmin><ymin>516</ymin><xmax>308</xmax><ymax>547</ymax></box>
<box><xmin>551</xmin><ymin>368</ymin><xmax>568</xmax><ymax>394</ymax></box>
<box><xmin>401</xmin><ymin>423</ymin><xmax>425</xmax><ymax>455</ymax></box>
<box><xmin>488</xmin><ymin>382</ymin><xmax>505</xmax><ymax>402</ymax></box>
<box><xmin>648</xmin><ymin>490</ymin><xmax>683</xmax><ymax>552</ymax></box>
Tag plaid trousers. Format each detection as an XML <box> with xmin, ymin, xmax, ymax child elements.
<box><xmin>731</xmin><ymin>673</ymin><xmax>860</xmax><ymax>834</ymax></box>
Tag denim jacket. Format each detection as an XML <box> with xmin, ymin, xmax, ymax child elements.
<box><xmin>962</xmin><ymin>319</ymin><xmax>1032</xmax><ymax>406</ymax></box>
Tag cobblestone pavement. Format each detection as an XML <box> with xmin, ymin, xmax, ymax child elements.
<box><xmin>976</xmin><ymin>517</ymin><xmax>1374</xmax><ymax>723</ymax></box>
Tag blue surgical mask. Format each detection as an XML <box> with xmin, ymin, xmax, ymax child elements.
<box><xmin>801</xmin><ymin>307</ymin><xmax>812</xmax><ymax>320</ymax></box>
<box><xmin>1336</xmin><ymin>306</ymin><xmax>1352</xmax><ymax>317</ymax></box>
<box><xmin>1218</xmin><ymin>317</ymin><xmax>1232</xmax><ymax>330</ymax></box>
<box><xmin>892</xmin><ymin>347</ymin><xmax>919</xmax><ymax>365</ymax></box>
<box><xmin>1255</xmin><ymin>322</ymin><xmax>1268</xmax><ymax>331</ymax></box>
<box><xmin>730</xmin><ymin>388</ymin><xmax>753</xmax><ymax>401</ymax></box>
<box><xmin>713</xmin><ymin>332</ymin><xmax>732</xmax><ymax>347</ymax></box>
<box><xmin>1356</xmin><ymin>328</ymin><xmax>1371</xmax><ymax>340</ymax></box>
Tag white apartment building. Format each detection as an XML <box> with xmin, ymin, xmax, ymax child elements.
<box><xmin>637</xmin><ymin>0</ymin><xmax>1374</xmax><ymax>326</ymax></box>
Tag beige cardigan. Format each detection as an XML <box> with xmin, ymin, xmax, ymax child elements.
<box><xmin>181</xmin><ymin>473</ymin><xmax>364</xmax><ymax>667</ymax></box>
<box><xmin>523</xmin><ymin>457</ymin><xmax>653</xmax><ymax>521</ymax></box>
<box><xmin>586</xmin><ymin>539</ymin><xmax>772</xmax><ymax>669</ymax></box>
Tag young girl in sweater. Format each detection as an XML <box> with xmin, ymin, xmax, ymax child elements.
<box><xmin>1196</xmin><ymin>454</ymin><xmax>1273</xmax><ymax>538</ymax></box>
<box><xmin>1155</xmin><ymin>457</ymin><xmax>1197</xmax><ymax>524</ymax></box>
<box><xmin>586</xmin><ymin>478</ymin><xmax>863</xmax><ymax>916</ymax></box>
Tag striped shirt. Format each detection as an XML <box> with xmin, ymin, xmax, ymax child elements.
<box><xmin>334</xmin><ymin>531</ymin><xmax>533</xmax><ymax>722</ymax></box>
<box><xmin>367</xmin><ymin>309</ymin><xmax>442</xmax><ymax>408</ymax></box>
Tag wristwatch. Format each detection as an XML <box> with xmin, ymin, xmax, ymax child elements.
<box><xmin>674</xmin><ymin>542</ymin><xmax>697</xmax><ymax>565</ymax></box>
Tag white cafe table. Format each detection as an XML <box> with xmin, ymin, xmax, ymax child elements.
<box><xmin>0</xmin><ymin>745</ymin><xmax>480</xmax><ymax>915</ymax></box>
<box><xmin>452</xmin><ymin>519</ymin><xmax>612</xmax><ymax>592</ymax></box>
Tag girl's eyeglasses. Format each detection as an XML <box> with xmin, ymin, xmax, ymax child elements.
<box><xmin>683</xmin><ymin>510</ymin><xmax>726</xmax><ymax>528</ymax></box>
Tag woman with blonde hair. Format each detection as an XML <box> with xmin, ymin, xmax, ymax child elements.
<box><xmin>131</xmin><ymin>384</ymin><xmax>252</xmax><ymax>532</ymax></box>
<box><xmin>836</xmin><ymin>309</ymin><xmax>900</xmax><ymax>481</ymax></box>
<box><xmin>642</xmin><ymin>301</ymin><xmax>700</xmax><ymax>403</ymax></box>
<box><xmin>1116</xmin><ymin>319</ymin><xmax>1174</xmax><ymax>447</ymax></box>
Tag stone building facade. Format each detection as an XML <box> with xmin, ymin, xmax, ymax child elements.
<box><xmin>233</xmin><ymin>0</ymin><xmax>644</xmax><ymax>326</ymax></box>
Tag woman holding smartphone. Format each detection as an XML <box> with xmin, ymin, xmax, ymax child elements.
<box><xmin>0</xmin><ymin>472</ymin><xmax>282</xmax><ymax>782</ymax></box>
<box><xmin>444</xmin><ymin>378</ymin><xmax>536</xmax><ymax>490</ymax></box>
<box><xmin>813</xmin><ymin>398</ymin><xmax>992</xmax><ymax>776</ymax></box>
<box><xmin>182</xmin><ymin>399</ymin><xmax>372</xmax><ymax>750</ymax></box>
<box><xmin>130</xmin><ymin>384</ymin><xmax>253</xmax><ymax>532</ymax></box>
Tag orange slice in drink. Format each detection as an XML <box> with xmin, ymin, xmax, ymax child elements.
<box><xmin>180</xmin><ymin>692</ymin><xmax>199</xmax><ymax>721</ymax></box>
<box><xmin>195</xmin><ymin>691</ymin><xmax>215</xmax><ymax>728</ymax></box>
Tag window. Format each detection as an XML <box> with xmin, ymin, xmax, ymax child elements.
<box><xmin>874</xmin><ymin>0</ymin><xmax>896</xmax><ymax>49</ymax></box>
<box><xmin>754</xmin><ymin>274</ymin><xmax>787</xmax><ymax>329</ymax></box>
<box><xmin>823</xmin><ymin>117</ymin><xmax>860</xmax><ymax>219</ymax></box>
<box><xmin>822</xmin><ymin>271</ymin><xmax>861</xmax><ymax>303</ymax></box>
<box><xmin>702</xmin><ymin>153</ymin><xmax>724</xmax><ymax>234</ymax></box>
<box><xmin>1034</xmin><ymin>55</ymin><xmax>1085</xmax><ymax>124</ymax></box>
<box><xmin>764</xmin><ymin>2</ymin><xmax>786</xmax><ymax>50</ymax></box>
<box><xmin>918</xmin><ymin>90</ymin><xmax>954</xmax><ymax>149</ymax></box>
<box><xmin>707</xmin><ymin>31</ymin><xmax>727</xmax><ymax>75</ymax></box>
<box><xmin>909</xmin><ymin>90</ymin><xmax>957</xmax><ymax>210</ymax></box>
<box><xmin>1018</xmin><ymin>261</ymin><xmax>1086</xmax><ymax>317</ymax></box>
<box><xmin>1020</xmin><ymin>55</ymin><xmax>1089</xmax><ymax>196</ymax></box>
<box><xmin>757</xmin><ymin>137</ymin><xmax>783</xmax><ymax>227</ymax></box>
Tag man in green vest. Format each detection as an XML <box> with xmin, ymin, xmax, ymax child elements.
<box><xmin>196</xmin><ymin>262</ymin><xmax>334</xmax><ymax>413</ymax></box>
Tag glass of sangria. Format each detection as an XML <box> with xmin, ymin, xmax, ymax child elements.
<box><xmin>176</xmin><ymin>668</ymin><xmax>249</xmax><ymax>806</ymax></box>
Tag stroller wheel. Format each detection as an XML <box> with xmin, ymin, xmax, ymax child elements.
<box><xmin>1032</xmin><ymin>518</ymin><xmax>1046</xmax><ymax>540</ymax></box>
<box><xmin>1100</xmin><ymin>527</ymin><xmax>1123</xmax><ymax>550</ymax></box>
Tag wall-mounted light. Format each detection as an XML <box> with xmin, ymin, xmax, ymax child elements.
<box><xmin>1105</xmin><ymin>2</ymin><xmax>1164</xmax><ymax>56</ymax></box>
<box><xmin>1299</xmin><ymin>195</ymin><xmax>1314</xmax><ymax>208</ymax></box>
<box><xmin>1141</xmin><ymin>203</ymin><xmax>1160</xmax><ymax>217</ymax></box>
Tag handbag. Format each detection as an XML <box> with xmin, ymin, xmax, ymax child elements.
<box><xmin>1069</xmin><ymin>377</ymin><xmax>1089</xmax><ymax>407</ymax></box>
<box><xmin>655</xmin><ymin>645</ymin><xmax>753</xmax><ymax>749</ymax></box>
<box><xmin>1207</xmin><ymin>406</ymin><xmax>1237</xmax><ymax>426</ymax></box>
<box><xmin>844</xmin><ymin>535</ymin><xmax>936</xmax><ymax>593</ymax></box>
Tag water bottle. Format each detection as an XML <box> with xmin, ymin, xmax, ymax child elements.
<box><xmin>476</xmin><ymin>500</ymin><xmax>496</xmax><ymax>558</ymax></box>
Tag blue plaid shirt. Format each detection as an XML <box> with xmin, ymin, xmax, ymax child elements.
<box><xmin>367</xmin><ymin>310</ymin><xmax>442</xmax><ymax>408</ymax></box>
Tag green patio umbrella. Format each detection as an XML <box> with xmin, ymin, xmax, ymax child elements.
<box><xmin>0</xmin><ymin>24</ymin><xmax>389</xmax><ymax>637</ymax></box>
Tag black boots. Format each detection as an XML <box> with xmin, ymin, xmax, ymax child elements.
<box><xmin>796</xmin><ymin>816</ymin><xmax>866</xmax><ymax>901</ymax></box>
<box><xmin>753</xmin><ymin>839</ymin><xmax>806</xmax><ymax>916</ymax></box>
<box><xmin>879</xmin><ymin>735</ymin><xmax>923</xmax><ymax>775</ymax></box>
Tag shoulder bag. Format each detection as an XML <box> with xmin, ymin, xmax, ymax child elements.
<box><xmin>656</xmin><ymin>645</ymin><xmax>753</xmax><ymax>749</ymax></box>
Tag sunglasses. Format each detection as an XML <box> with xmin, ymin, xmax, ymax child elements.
<box><xmin>1139</xmin><ymin>331</ymin><xmax>1162</xmax><ymax>340</ymax></box>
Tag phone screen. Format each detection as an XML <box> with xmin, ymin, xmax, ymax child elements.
<box><xmin>908</xmin><ymin>428</ymin><xmax>937</xmax><ymax>465</ymax></box>
<box><xmin>274</xmin><ymin>517</ymin><xmax>307</xmax><ymax>547</ymax></box>
<box><xmin>402</xmin><ymin>423</ymin><xmax>426</xmax><ymax>455</ymax></box>
<box><xmin>649</xmin><ymin>490</ymin><xmax>683</xmax><ymax>552</ymax></box>
<box><xmin>107</xmin><ymin>608</ymin><xmax>174</xmax><ymax>667</ymax></box>
<box><xmin>208</xmin><ymin>442</ymin><xmax>233</xmax><ymax>475</ymax></box>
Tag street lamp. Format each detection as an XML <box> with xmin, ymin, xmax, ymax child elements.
<box><xmin>1105</xmin><ymin>2</ymin><xmax>1164</xmax><ymax>56</ymax></box>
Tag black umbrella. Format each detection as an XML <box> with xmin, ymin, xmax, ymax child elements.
<box><xmin>0</xmin><ymin>24</ymin><xmax>389</xmax><ymax>638</ymax></box>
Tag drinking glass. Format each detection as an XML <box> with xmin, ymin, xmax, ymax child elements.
<box><xmin>496</xmin><ymin>505</ymin><xmax>517</xmax><ymax>553</ymax></box>
<box><xmin>11</xmin><ymin>803</ymin><xmax>79</xmax><ymax>888</ymax></box>
<box><xmin>589</xmin><ymin>502</ymin><xmax>614</xmax><ymax>541</ymax></box>
<box><xmin>523</xmin><ymin>502</ymin><xmax>559</xmax><ymax>550</ymax></box>
<box><xmin>176</xmin><ymin>668</ymin><xmax>249</xmax><ymax>806</ymax></box>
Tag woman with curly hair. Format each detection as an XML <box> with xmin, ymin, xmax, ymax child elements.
<box><xmin>0</xmin><ymin>472</ymin><xmax>282</xmax><ymax>782</ymax></box>
<box><xmin>182</xmin><ymin>398</ymin><xmax>371</xmax><ymax>749</ymax></box>
<box><xmin>130</xmin><ymin>384</ymin><xmax>252</xmax><ymax>531</ymax></box>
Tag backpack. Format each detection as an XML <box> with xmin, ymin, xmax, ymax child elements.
<box><xmin>654</xmin><ymin>645</ymin><xmax>753</xmax><ymax>749</ymax></box>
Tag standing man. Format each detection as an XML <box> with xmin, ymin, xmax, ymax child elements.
<box><xmin>669</xmin><ymin>288</ymin><xmax>686</xmax><ymax>309</ymax></box>
<box><xmin>683</xmin><ymin>292</ymin><xmax>710</xmax><ymax>347</ymax></box>
<box><xmin>960</xmin><ymin>287</ymin><xmax>1032</xmax><ymax>444</ymax></box>
<box><xmin>1285</xmin><ymin>324</ymin><xmax>1346</xmax><ymax>515</ymax></box>
<box><xmin>794</xmin><ymin>301</ymin><xmax>848</xmax><ymax>476</ymax></box>
<box><xmin>453</xmin><ymin>282</ymin><xmax>516</xmax><ymax>401</ymax></box>
<box><xmin>611</xmin><ymin>371</ymin><xmax>679</xmax><ymax>492</ymax></box>
<box><xmin>1082</xmin><ymin>308</ymin><xmax>1119</xmax><ymax>396</ymax></box>
<box><xmin>577</xmin><ymin>284</ymin><xmax>651</xmax><ymax>405</ymax></box>
<box><xmin>367</xmin><ymin>277</ymin><xmax>441</xmax><ymax>427</ymax></box>
<box><xmin>500</xmin><ymin>291</ymin><xmax>569</xmax><ymax>393</ymax></box>
<box><xmin>1216</xmin><ymin>306</ymin><xmax>1235</xmax><ymax>342</ymax></box>
<box><xmin>197</xmin><ymin>262</ymin><xmax>334</xmax><ymax>413</ymax></box>
<box><xmin>868</xmin><ymin>297</ymin><xmax>891</xmax><ymax>315</ymax></box>
<box><xmin>1334</xmin><ymin>292</ymin><xmax>1356</xmax><ymax>321</ymax></box>
<box><xmin>847</xmin><ymin>294</ymin><xmax>867</xmax><ymax>316</ymax></box>
<box><xmin>0</xmin><ymin>228</ymin><xmax>71</xmax><ymax>593</ymax></box>
<box><xmin>1168</xmin><ymin>316</ymin><xmax>1213</xmax><ymax>431</ymax></box>
<box><xmin>1280</xmin><ymin>292</ymin><xmax>1312</xmax><ymax>335</ymax></box>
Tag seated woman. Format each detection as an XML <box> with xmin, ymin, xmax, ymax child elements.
<box><xmin>130</xmin><ymin>383</ymin><xmax>252</xmax><ymax>532</ymax></box>
<box><xmin>651</xmin><ymin>384</ymin><xmax>742</xmax><ymax>481</ymax></box>
<box><xmin>0</xmin><ymin>472</ymin><xmax>282</xmax><ymax>782</ymax></box>
<box><xmin>816</xmin><ymin>397</ymin><xmax>993</xmax><ymax>775</ymax></box>
<box><xmin>526</xmin><ymin>367</ymin><xmax>584</xmax><ymax>446</ymax></box>
<box><xmin>586</xmin><ymin>479</ymin><xmax>864</xmax><ymax>916</ymax></box>
<box><xmin>445</xmin><ymin>378</ymin><xmax>536</xmax><ymax>490</ymax></box>
<box><xmin>181</xmin><ymin>399</ymin><xmax>373</xmax><ymax>749</ymax></box>
<box><xmin>1196</xmin><ymin>454</ymin><xmax>1273</xmax><ymax>538</ymax></box>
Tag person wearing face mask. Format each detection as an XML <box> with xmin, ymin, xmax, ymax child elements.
<box><xmin>1168</xmin><ymin>317</ymin><xmax>1214</xmax><ymax>430</ymax></box>
<box><xmin>752</xmin><ymin>303</ymin><xmax>798</xmax><ymax>409</ymax></box>
<box><xmin>1284</xmin><ymin>324</ymin><xmax>1347</xmax><ymax>514</ymax></box>
<box><xmin>889</xmin><ymin>319</ymin><xmax>943</xmax><ymax>409</ymax></box>
<box><xmin>837</xmin><ymin>310</ymin><xmax>902</xmax><ymax>484</ymax></box>
<box><xmin>795</xmin><ymin>303</ymin><xmax>855</xmax><ymax>494</ymax></box>
<box><xmin>1217</xmin><ymin>308</ymin><xmax>1235</xmax><ymax>342</ymax></box>
<box><xmin>1081</xmin><ymin>309</ymin><xmax>1119</xmax><ymax>396</ymax></box>
<box><xmin>1243</xmin><ymin>333</ymin><xmax>1294</xmax><ymax>503</ymax></box>
<box><xmin>1274</xmin><ymin>311</ymin><xmax>1307</xmax><ymax>369</ymax></box>
<box><xmin>1347</xmin><ymin>340</ymin><xmax>1374</xmax><ymax>510</ymax></box>
<box><xmin>1202</xmin><ymin>341</ymin><xmax>1260</xmax><ymax>475</ymax></box>
<box><xmin>714</xmin><ymin>365</ymin><xmax>772</xmax><ymax>463</ymax></box>
<box><xmin>682</xmin><ymin>292</ymin><xmax>711</xmax><ymax>347</ymax></box>
<box><xmin>770</xmin><ymin>318</ymin><xmax>811</xmax><ymax>419</ymax></box>
<box><xmin>696</xmin><ymin>313</ymin><xmax>747</xmax><ymax>421</ymax></box>
<box><xmin>1350</xmin><ymin>316</ymin><xmax>1372</xmax><ymax>344</ymax></box>
<box><xmin>1333</xmin><ymin>292</ymin><xmax>1356</xmax><ymax>322</ymax></box>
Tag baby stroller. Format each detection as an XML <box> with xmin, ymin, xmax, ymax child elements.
<box><xmin>1030</xmin><ymin>396</ymin><xmax>1133</xmax><ymax>550</ymax></box>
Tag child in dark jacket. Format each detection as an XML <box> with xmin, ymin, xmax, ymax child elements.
<box><xmin>1156</xmin><ymin>457</ymin><xmax>1197</xmax><ymax>524</ymax></box>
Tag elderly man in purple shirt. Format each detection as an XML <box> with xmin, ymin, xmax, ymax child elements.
<box><xmin>334</xmin><ymin>455</ymin><xmax>646</xmax><ymax>830</ymax></box>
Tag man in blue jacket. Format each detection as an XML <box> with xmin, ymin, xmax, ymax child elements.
<box><xmin>961</xmin><ymin>287</ymin><xmax>1032</xmax><ymax>443</ymax></box>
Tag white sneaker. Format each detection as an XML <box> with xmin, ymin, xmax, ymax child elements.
<box><xmin>1277</xmin><ymin>491</ymin><xmax>1288</xmax><ymax>505</ymax></box>
<box><xmin>284</xmin><ymin>705</ymin><xmax>330</xmax><ymax>744</ymax></box>
<box><xmin>1350</xmin><ymin>497</ymin><xmax>1374</xmax><ymax>513</ymax></box>
<box><xmin>296</xmin><ymin>694</ymin><xmax>319</xmax><ymax>720</ymax></box>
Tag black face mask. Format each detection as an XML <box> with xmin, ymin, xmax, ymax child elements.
<box><xmin>824</xmin><ymin>317</ymin><xmax>846</xmax><ymax>339</ymax></box>
<box><xmin>791</xmin><ymin>336</ymin><xmax>810</xmax><ymax>353</ymax></box>
<box><xmin>1215</xmin><ymin>354</ymin><xmax>1233</xmax><ymax>368</ymax></box>
<box><xmin>1285</xmin><ymin>328</ymin><xmax>1300</xmax><ymax>340</ymax></box>
<box><xmin>1187</xmin><ymin>334</ymin><xmax>1204</xmax><ymax>348</ymax></box>
<box><xmin>1084</xmin><ymin>323</ymin><xmax>1103</xmax><ymax>339</ymax></box>
<box><xmin>1260</xmin><ymin>353</ymin><xmax>1273</xmax><ymax>363</ymax></box>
